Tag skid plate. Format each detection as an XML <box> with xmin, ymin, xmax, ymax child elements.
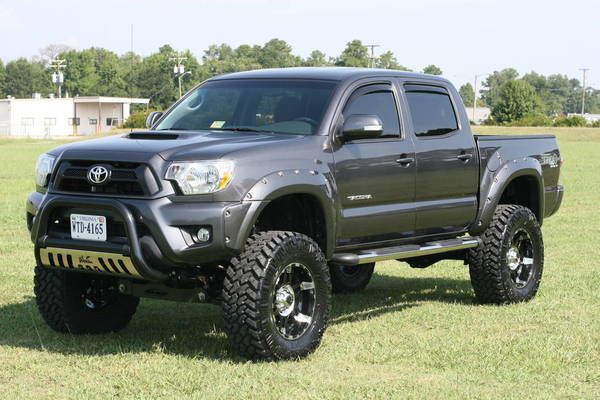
<box><xmin>39</xmin><ymin>247</ymin><xmax>142</xmax><ymax>278</ymax></box>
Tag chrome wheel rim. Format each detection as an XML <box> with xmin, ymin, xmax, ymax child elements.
<box><xmin>271</xmin><ymin>262</ymin><xmax>316</xmax><ymax>340</ymax></box>
<box><xmin>507</xmin><ymin>228</ymin><xmax>535</xmax><ymax>288</ymax></box>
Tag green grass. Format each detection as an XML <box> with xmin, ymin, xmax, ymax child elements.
<box><xmin>1</xmin><ymin>128</ymin><xmax>599</xmax><ymax>399</ymax></box>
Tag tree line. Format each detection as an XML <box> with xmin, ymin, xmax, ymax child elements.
<box><xmin>465</xmin><ymin>69</ymin><xmax>600</xmax><ymax>126</ymax></box>
<box><xmin>0</xmin><ymin>39</ymin><xmax>597</xmax><ymax>126</ymax></box>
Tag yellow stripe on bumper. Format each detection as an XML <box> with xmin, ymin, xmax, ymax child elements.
<box><xmin>39</xmin><ymin>247</ymin><xmax>142</xmax><ymax>278</ymax></box>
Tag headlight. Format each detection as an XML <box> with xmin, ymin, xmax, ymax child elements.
<box><xmin>35</xmin><ymin>153</ymin><xmax>56</xmax><ymax>187</ymax></box>
<box><xmin>165</xmin><ymin>160</ymin><xmax>234</xmax><ymax>195</ymax></box>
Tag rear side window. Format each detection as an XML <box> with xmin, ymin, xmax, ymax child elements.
<box><xmin>405</xmin><ymin>89</ymin><xmax>458</xmax><ymax>137</ymax></box>
<box><xmin>343</xmin><ymin>91</ymin><xmax>400</xmax><ymax>138</ymax></box>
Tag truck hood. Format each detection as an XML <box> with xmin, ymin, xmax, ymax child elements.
<box><xmin>50</xmin><ymin>130</ymin><xmax>302</xmax><ymax>161</ymax></box>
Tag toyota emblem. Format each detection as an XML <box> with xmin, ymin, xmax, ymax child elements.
<box><xmin>87</xmin><ymin>165</ymin><xmax>111</xmax><ymax>185</ymax></box>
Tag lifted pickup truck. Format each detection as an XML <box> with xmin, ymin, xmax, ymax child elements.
<box><xmin>27</xmin><ymin>68</ymin><xmax>563</xmax><ymax>360</ymax></box>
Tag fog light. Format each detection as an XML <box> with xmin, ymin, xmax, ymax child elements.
<box><xmin>197</xmin><ymin>228</ymin><xmax>211</xmax><ymax>243</ymax></box>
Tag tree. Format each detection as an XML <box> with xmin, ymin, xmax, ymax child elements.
<box><xmin>135</xmin><ymin>44</ymin><xmax>179</xmax><ymax>109</ymax></box>
<box><xmin>491</xmin><ymin>80</ymin><xmax>540</xmax><ymax>124</ymax></box>
<box><xmin>376</xmin><ymin>51</ymin><xmax>411</xmax><ymax>71</ymax></box>
<box><xmin>39</xmin><ymin>44</ymin><xmax>73</xmax><ymax>65</ymax></box>
<box><xmin>259</xmin><ymin>39</ymin><xmax>300</xmax><ymax>68</ymax></box>
<box><xmin>4</xmin><ymin>58</ymin><xmax>53</xmax><ymax>98</ymax></box>
<box><xmin>61</xmin><ymin>48</ymin><xmax>99</xmax><ymax>97</ymax></box>
<box><xmin>459</xmin><ymin>83</ymin><xmax>475</xmax><ymax>106</ymax></box>
<box><xmin>304</xmin><ymin>50</ymin><xmax>330</xmax><ymax>67</ymax></box>
<box><xmin>336</xmin><ymin>40</ymin><xmax>369</xmax><ymax>67</ymax></box>
<box><xmin>119</xmin><ymin>51</ymin><xmax>143</xmax><ymax>98</ymax></box>
<box><xmin>423</xmin><ymin>64</ymin><xmax>443</xmax><ymax>75</ymax></box>
<box><xmin>481</xmin><ymin>68</ymin><xmax>519</xmax><ymax>107</ymax></box>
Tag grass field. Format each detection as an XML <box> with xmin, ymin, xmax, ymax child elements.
<box><xmin>0</xmin><ymin>127</ymin><xmax>598</xmax><ymax>399</ymax></box>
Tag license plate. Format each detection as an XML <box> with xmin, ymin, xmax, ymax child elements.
<box><xmin>70</xmin><ymin>214</ymin><xmax>107</xmax><ymax>241</ymax></box>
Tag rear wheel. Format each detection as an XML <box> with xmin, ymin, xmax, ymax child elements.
<box><xmin>468</xmin><ymin>205</ymin><xmax>544</xmax><ymax>304</ymax></box>
<box><xmin>222</xmin><ymin>231</ymin><xmax>331</xmax><ymax>360</ymax></box>
<box><xmin>329</xmin><ymin>263</ymin><xmax>375</xmax><ymax>293</ymax></box>
<box><xmin>34</xmin><ymin>266</ymin><xmax>139</xmax><ymax>333</ymax></box>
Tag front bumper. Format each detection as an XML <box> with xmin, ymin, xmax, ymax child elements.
<box><xmin>27</xmin><ymin>192</ymin><xmax>260</xmax><ymax>281</ymax></box>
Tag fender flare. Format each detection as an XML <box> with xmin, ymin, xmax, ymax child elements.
<box><xmin>226</xmin><ymin>169</ymin><xmax>337</xmax><ymax>257</ymax></box>
<box><xmin>470</xmin><ymin>156</ymin><xmax>544</xmax><ymax>235</ymax></box>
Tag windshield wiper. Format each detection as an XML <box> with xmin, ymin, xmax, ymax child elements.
<box><xmin>156</xmin><ymin>127</ymin><xmax>189</xmax><ymax>131</ymax></box>
<box><xmin>212</xmin><ymin>127</ymin><xmax>274</xmax><ymax>134</ymax></box>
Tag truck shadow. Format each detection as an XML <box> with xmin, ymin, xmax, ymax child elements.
<box><xmin>0</xmin><ymin>274</ymin><xmax>474</xmax><ymax>361</ymax></box>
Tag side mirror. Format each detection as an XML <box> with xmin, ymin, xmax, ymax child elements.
<box><xmin>146</xmin><ymin>111</ymin><xmax>163</xmax><ymax>129</ymax></box>
<box><xmin>340</xmin><ymin>114</ymin><xmax>383</xmax><ymax>142</ymax></box>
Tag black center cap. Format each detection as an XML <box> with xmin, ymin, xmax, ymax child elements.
<box><xmin>87</xmin><ymin>165</ymin><xmax>111</xmax><ymax>185</ymax></box>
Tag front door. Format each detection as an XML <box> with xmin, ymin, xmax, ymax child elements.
<box><xmin>333</xmin><ymin>83</ymin><xmax>416</xmax><ymax>247</ymax></box>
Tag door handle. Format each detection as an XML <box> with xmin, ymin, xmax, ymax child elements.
<box><xmin>396</xmin><ymin>155</ymin><xmax>414</xmax><ymax>166</ymax></box>
<box><xmin>457</xmin><ymin>153</ymin><xmax>473</xmax><ymax>162</ymax></box>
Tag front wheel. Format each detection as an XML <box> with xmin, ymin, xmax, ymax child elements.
<box><xmin>34</xmin><ymin>267</ymin><xmax>139</xmax><ymax>333</ymax></box>
<box><xmin>222</xmin><ymin>231</ymin><xmax>331</xmax><ymax>360</ymax></box>
<box><xmin>468</xmin><ymin>205</ymin><xmax>544</xmax><ymax>304</ymax></box>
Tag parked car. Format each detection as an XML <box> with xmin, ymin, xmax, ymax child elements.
<box><xmin>27</xmin><ymin>68</ymin><xmax>563</xmax><ymax>360</ymax></box>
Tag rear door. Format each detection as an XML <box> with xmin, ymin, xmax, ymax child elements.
<box><xmin>332</xmin><ymin>82</ymin><xmax>416</xmax><ymax>247</ymax></box>
<box><xmin>401</xmin><ymin>83</ymin><xmax>479</xmax><ymax>236</ymax></box>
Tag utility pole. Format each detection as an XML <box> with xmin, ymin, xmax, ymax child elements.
<box><xmin>129</xmin><ymin>23</ymin><xmax>134</xmax><ymax>132</ymax></box>
<box><xmin>472</xmin><ymin>74</ymin><xmax>479</xmax><ymax>122</ymax></box>
<box><xmin>48</xmin><ymin>58</ymin><xmax>66</xmax><ymax>98</ymax></box>
<box><xmin>169</xmin><ymin>52</ymin><xmax>187</xmax><ymax>98</ymax></box>
<box><xmin>365</xmin><ymin>44</ymin><xmax>380</xmax><ymax>68</ymax></box>
<box><xmin>580</xmin><ymin>68</ymin><xmax>590</xmax><ymax>115</ymax></box>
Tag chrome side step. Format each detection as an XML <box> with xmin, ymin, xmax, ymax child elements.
<box><xmin>331</xmin><ymin>237</ymin><xmax>480</xmax><ymax>265</ymax></box>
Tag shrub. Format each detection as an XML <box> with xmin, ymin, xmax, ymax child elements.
<box><xmin>553</xmin><ymin>115</ymin><xmax>588</xmax><ymax>127</ymax></box>
<box><xmin>592</xmin><ymin>120</ymin><xmax>600</xmax><ymax>128</ymax></box>
<box><xmin>122</xmin><ymin>110</ymin><xmax>154</xmax><ymax>129</ymax></box>
<box><xmin>507</xmin><ymin>114</ymin><xmax>553</xmax><ymax>127</ymax></box>
<box><xmin>491</xmin><ymin>80</ymin><xmax>539</xmax><ymax>124</ymax></box>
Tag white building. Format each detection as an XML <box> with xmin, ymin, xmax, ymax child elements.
<box><xmin>567</xmin><ymin>113</ymin><xmax>600</xmax><ymax>123</ymax></box>
<box><xmin>0</xmin><ymin>96</ymin><xmax>149</xmax><ymax>137</ymax></box>
<box><xmin>466</xmin><ymin>107</ymin><xmax>491</xmax><ymax>124</ymax></box>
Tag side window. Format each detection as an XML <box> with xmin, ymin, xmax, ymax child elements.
<box><xmin>343</xmin><ymin>91</ymin><xmax>400</xmax><ymax>138</ymax></box>
<box><xmin>405</xmin><ymin>89</ymin><xmax>458</xmax><ymax>137</ymax></box>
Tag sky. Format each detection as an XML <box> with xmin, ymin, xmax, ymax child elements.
<box><xmin>0</xmin><ymin>0</ymin><xmax>599</xmax><ymax>89</ymax></box>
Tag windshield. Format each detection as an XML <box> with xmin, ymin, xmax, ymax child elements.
<box><xmin>156</xmin><ymin>79</ymin><xmax>336</xmax><ymax>135</ymax></box>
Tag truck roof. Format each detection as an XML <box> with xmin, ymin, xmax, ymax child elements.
<box><xmin>210</xmin><ymin>67</ymin><xmax>450</xmax><ymax>84</ymax></box>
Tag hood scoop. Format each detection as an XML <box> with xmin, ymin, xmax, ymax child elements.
<box><xmin>126</xmin><ymin>132</ymin><xmax>179</xmax><ymax>140</ymax></box>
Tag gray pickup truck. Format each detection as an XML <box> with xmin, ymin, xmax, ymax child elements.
<box><xmin>27</xmin><ymin>67</ymin><xmax>563</xmax><ymax>360</ymax></box>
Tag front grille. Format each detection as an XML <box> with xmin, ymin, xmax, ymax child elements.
<box><xmin>53</xmin><ymin>160</ymin><xmax>159</xmax><ymax>196</ymax></box>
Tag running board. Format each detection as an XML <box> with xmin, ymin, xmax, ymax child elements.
<box><xmin>331</xmin><ymin>237</ymin><xmax>480</xmax><ymax>265</ymax></box>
